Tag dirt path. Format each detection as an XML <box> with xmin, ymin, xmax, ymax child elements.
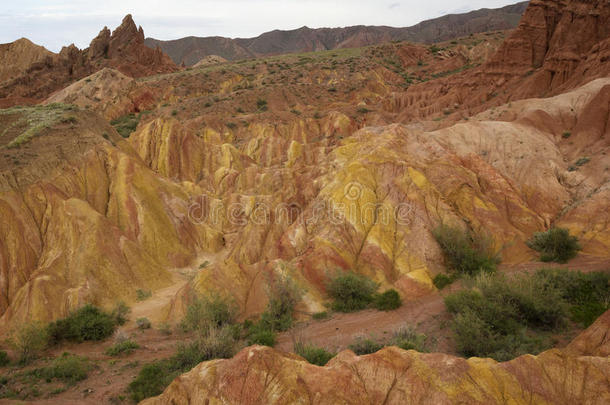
<box><xmin>127</xmin><ymin>251</ymin><xmax>227</xmax><ymax>326</ymax></box>
<box><xmin>276</xmin><ymin>291</ymin><xmax>454</xmax><ymax>354</ymax></box>
<box><xmin>275</xmin><ymin>257</ymin><xmax>610</xmax><ymax>354</ymax></box>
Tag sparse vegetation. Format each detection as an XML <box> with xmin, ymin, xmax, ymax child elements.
<box><xmin>312</xmin><ymin>311</ymin><xmax>329</xmax><ymax>320</ymax></box>
<box><xmin>433</xmin><ymin>224</ymin><xmax>499</xmax><ymax>276</ymax></box>
<box><xmin>1</xmin><ymin>104</ymin><xmax>77</xmax><ymax>148</ymax></box>
<box><xmin>562</xmin><ymin>131</ymin><xmax>572</xmax><ymax>139</ymax></box>
<box><xmin>48</xmin><ymin>304</ymin><xmax>117</xmax><ymax>344</ymax></box>
<box><xmin>136</xmin><ymin>289</ymin><xmax>152</xmax><ymax>301</ymax></box>
<box><xmin>180</xmin><ymin>293</ymin><xmax>238</xmax><ymax>332</ymax></box>
<box><xmin>136</xmin><ymin>317</ymin><xmax>152</xmax><ymax>330</ymax></box>
<box><xmin>526</xmin><ymin>228</ymin><xmax>581</xmax><ymax>263</ymax></box>
<box><xmin>575</xmin><ymin>157</ymin><xmax>590</xmax><ymax>167</ymax></box>
<box><xmin>105</xmin><ymin>340</ymin><xmax>140</xmax><ymax>357</ymax></box>
<box><xmin>30</xmin><ymin>353</ymin><xmax>91</xmax><ymax>385</ymax></box>
<box><xmin>0</xmin><ymin>351</ymin><xmax>9</xmax><ymax>367</ymax></box>
<box><xmin>8</xmin><ymin>322</ymin><xmax>49</xmax><ymax>365</ymax></box>
<box><xmin>391</xmin><ymin>326</ymin><xmax>430</xmax><ymax>352</ymax></box>
<box><xmin>110</xmin><ymin>113</ymin><xmax>142</xmax><ymax>138</ymax></box>
<box><xmin>259</xmin><ymin>273</ymin><xmax>302</xmax><ymax>332</ymax></box>
<box><xmin>294</xmin><ymin>342</ymin><xmax>336</xmax><ymax>366</ymax></box>
<box><xmin>111</xmin><ymin>301</ymin><xmax>130</xmax><ymax>326</ymax></box>
<box><xmin>348</xmin><ymin>337</ymin><xmax>383</xmax><ymax>355</ymax></box>
<box><xmin>128</xmin><ymin>325</ymin><xmax>236</xmax><ymax>402</ymax></box>
<box><xmin>256</xmin><ymin>98</ymin><xmax>268</xmax><ymax>111</ymax></box>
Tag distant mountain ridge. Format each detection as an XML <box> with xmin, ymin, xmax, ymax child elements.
<box><xmin>145</xmin><ymin>1</ymin><xmax>529</xmax><ymax>65</ymax></box>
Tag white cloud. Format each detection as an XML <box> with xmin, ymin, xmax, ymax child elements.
<box><xmin>0</xmin><ymin>0</ymin><xmax>523</xmax><ymax>52</ymax></box>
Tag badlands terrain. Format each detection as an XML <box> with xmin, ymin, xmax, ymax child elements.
<box><xmin>0</xmin><ymin>0</ymin><xmax>609</xmax><ymax>404</ymax></box>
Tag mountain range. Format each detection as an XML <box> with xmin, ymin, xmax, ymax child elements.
<box><xmin>145</xmin><ymin>1</ymin><xmax>529</xmax><ymax>65</ymax></box>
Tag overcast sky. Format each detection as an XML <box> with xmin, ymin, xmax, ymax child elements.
<box><xmin>1</xmin><ymin>0</ymin><xmax>521</xmax><ymax>52</ymax></box>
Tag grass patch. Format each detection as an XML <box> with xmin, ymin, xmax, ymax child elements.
<box><xmin>312</xmin><ymin>311</ymin><xmax>329</xmax><ymax>320</ymax></box>
<box><xmin>29</xmin><ymin>353</ymin><xmax>91</xmax><ymax>385</ymax></box>
<box><xmin>1</xmin><ymin>104</ymin><xmax>77</xmax><ymax>148</ymax></box>
<box><xmin>136</xmin><ymin>289</ymin><xmax>152</xmax><ymax>301</ymax></box>
<box><xmin>348</xmin><ymin>337</ymin><xmax>383</xmax><ymax>355</ymax></box>
<box><xmin>105</xmin><ymin>340</ymin><xmax>140</xmax><ymax>357</ymax></box>
<box><xmin>110</xmin><ymin>112</ymin><xmax>143</xmax><ymax>138</ymax></box>
<box><xmin>294</xmin><ymin>342</ymin><xmax>335</xmax><ymax>366</ymax></box>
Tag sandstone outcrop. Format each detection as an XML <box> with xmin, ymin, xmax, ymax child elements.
<box><xmin>390</xmin><ymin>0</ymin><xmax>610</xmax><ymax>121</ymax></box>
<box><xmin>0</xmin><ymin>15</ymin><xmax>176</xmax><ymax>106</ymax></box>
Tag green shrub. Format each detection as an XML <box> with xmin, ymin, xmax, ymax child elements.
<box><xmin>246</xmin><ymin>325</ymin><xmax>276</xmax><ymax>347</ymax></box>
<box><xmin>110</xmin><ymin>113</ymin><xmax>140</xmax><ymax>138</ymax></box>
<box><xmin>172</xmin><ymin>326</ymin><xmax>236</xmax><ymax>370</ymax></box>
<box><xmin>312</xmin><ymin>311</ymin><xmax>329</xmax><ymax>320</ymax></box>
<box><xmin>294</xmin><ymin>342</ymin><xmax>335</xmax><ymax>366</ymax></box>
<box><xmin>30</xmin><ymin>353</ymin><xmax>90</xmax><ymax>384</ymax></box>
<box><xmin>8</xmin><ymin>321</ymin><xmax>49</xmax><ymax>365</ymax></box>
<box><xmin>0</xmin><ymin>351</ymin><xmax>10</xmax><ymax>367</ymax></box>
<box><xmin>158</xmin><ymin>322</ymin><xmax>173</xmax><ymax>336</ymax></box>
<box><xmin>444</xmin><ymin>272</ymin><xmax>574</xmax><ymax>360</ymax></box>
<box><xmin>391</xmin><ymin>326</ymin><xmax>429</xmax><ymax>352</ymax></box>
<box><xmin>136</xmin><ymin>289</ymin><xmax>152</xmax><ymax>301</ymax></box>
<box><xmin>137</xmin><ymin>318</ymin><xmax>151</xmax><ymax>330</ymax></box>
<box><xmin>256</xmin><ymin>99</ymin><xmax>268</xmax><ymax>111</ymax></box>
<box><xmin>181</xmin><ymin>294</ymin><xmax>238</xmax><ymax>332</ymax></box>
<box><xmin>349</xmin><ymin>337</ymin><xmax>383</xmax><ymax>355</ymax></box>
<box><xmin>48</xmin><ymin>304</ymin><xmax>117</xmax><ymax>344</ymax></box>
<box><xmin>526</xmin><ymin>228</ymin><xmax>581</xmax><ymax>263</ymax></box>
<box><xmin>111</xmin><ymin>301</ymin><xmax>130</xmax><ymax>326</ymax></box>
<box><xmin>105</xmin><ymin>340</ymin><xmax>140</xmax><ymax>357</ymax></box>
<box><xmin>327</xmin><ymin>272</ymin><xmax>378</xmax><ymax>312</ymax></box>
<box><xmin>260</xmin><ymin>273</ymin><xmax>302</xmax><ymax>332</ymax></box>
<box><xmin>433</xmin><ymin>224</ymin><xmax>499</xmax><ymax>276</ymax></box>
<box><xmin>575</xmin><ymin>157</ymin><xmax>590</xmax><ymax>167</ymax></box>
<box><xmin>129</xmin><ymin>361</ymin><xmax>178</xmax><ymax>402</ymax></box>
<box><xmin>129</xmin><ymin>325</ymin><xmax>236</xmax><ymax>402</ymax></box>
<box><xmin>373</xmin><ymin>289</ymin><xmax>402</xmax><ymax>311</ymax></box>
<box><xmin>433</xmin><ymin>273</ymin><xmax>454</xmax><ymax>290</ymax></box>
<box><xmin>533</xmin><ymin>268</ymin><xmax>609</xmax><ymax>326</ymax></box>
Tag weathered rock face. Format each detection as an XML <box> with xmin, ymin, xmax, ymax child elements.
<box><xmin>391</xmin><ymin>0</ymin><xmax>610</xmax><ymax>121</ymax></box>
<box><xmin>0</xmin><ymin>38</ymin><xmax>53</xmax><ymax>84</ymax></box>
<box><xmin>0</xmin><ymin>107</ymin><xmax>222</xmax><ymax>326</ymax></box>
<box><xmin>142</xmin><ymin>310</ymin><xmax>610</xmax><ymax>405</ymax></box>
<box><xmin>44</xmin><ymin>68</ymin><xmax>156</xmax><ymax>120</ymax></box>
<box><xmin>129</xmin><ymin>78</ymin><xmax>610</xmax><ymax>321</ymax></box>
<box><xmin>0</xmin><ymin>15</ymin><xmax>177</xmax><ymax>105</ymax></box>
